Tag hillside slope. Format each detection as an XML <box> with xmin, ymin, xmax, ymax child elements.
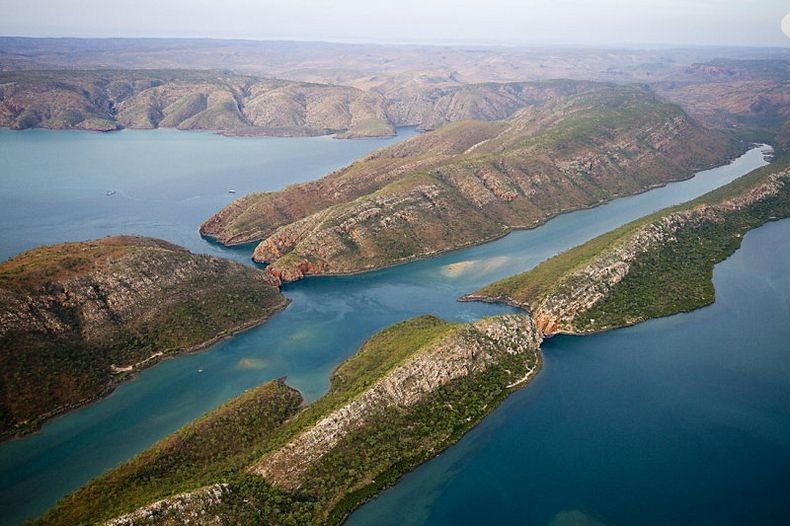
<box><xmin>655</xmin><ymin>59</ymin><xmax>790</xmax><ymax>151</ymax></box>
<box><xmin>201</xmin><ymin>83</ymin><xmax>739</xmax><ymax>282</ymax></box>
<box><xmin>0</xmin><ymin>236</ymin><xmax>287</xmax><ymax>439</ymax></box>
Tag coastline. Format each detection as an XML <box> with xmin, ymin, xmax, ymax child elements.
<box><xmin>331</xmin><ymin>349</ymin><xmax>545</xmax><ymax>526</ymax></box>
<box><xmin>210</xmin><ymin>143</ymin><xmax>755</xmax><ymax>281</ymax></box>
<box><xmin>459</xmin><ymin>155</ymin><xmax>787</xmax><ymax>340</ymax></box>
<box><xmin>0</xmin><ymin>296</ymin><xmax>292</xmax><ymax>444</ymax></box>
<box><xmin>0</xmin><ymin>124</ymin><xmax>399</xmax><ymax>140</ymax></box>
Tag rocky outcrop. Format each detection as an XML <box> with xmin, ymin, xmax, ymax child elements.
<box><xmin>528</xmin><ymin>209</ymin><xmax>715</xmax><ymax>334</ymax></box>
<box><xmin>0</xmin><ymin>236</ymin><xmax>288</xmax><ymax>439</ymax></box>
<box><xmin>249</xmin><ymin>314</ymin><xmax>541</xmax><ymax>489</ymax></box>
<box><xmin>104</xmin><ymin>485</ymin><xmax>230</xmax><ymax>526</ymax></box>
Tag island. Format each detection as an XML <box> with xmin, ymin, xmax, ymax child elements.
<box><xmin>200</xmin><ymin>82</ymin><xmax>741</xmax><ymax>282</ymax></box>
<box><xmin>0</xmin><ymin>236</ymin><xmax>287</xmax><ymax>440</ymax></box>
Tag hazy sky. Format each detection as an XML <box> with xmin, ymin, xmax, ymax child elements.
<box><xmin>2</xmin><ymin>0</ymin><xmax>789</xmax><ymax>47</ymax></box>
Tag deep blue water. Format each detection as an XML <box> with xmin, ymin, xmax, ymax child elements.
<box><xmin>0</xmin><ymin>129</ymin><xmax>779</xmax><ymax>525</ymax></box>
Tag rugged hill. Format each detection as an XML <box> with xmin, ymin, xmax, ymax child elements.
<box><xmin>654</xmin><ymin>59</ymin><xmax>790</xmax><ymax>150</ymax></box>
<box><xmin>201</xmin><ymin>82</ymin><xmax>739</xmax><ymax>282</ymax></box>
<box><xmin>0</xmin><ymin>236</ymin><xmax>287</xmax><ymax>439</ymax></box>
<box><xmin>465</xmin><ymin>159</ymin><xmax>790</xmax><ymax>335</ymax></box>
<box><xmin>0</xmin><ymin>70</ymin><xmax>395</xmax><ymax>137</ymax></box>
<box><xmin>35</xmin><ymin>314</ymin><xmax>542</xmax><ymax>525</ymax></box>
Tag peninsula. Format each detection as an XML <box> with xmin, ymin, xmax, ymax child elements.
<box><xmin>201</xmin><ymin>82</ymin><xmax>739</xmax><ymax>281</ymax></box>
<box><xmin>35</xmin><ymin>314</ymin><xmax>542</xmax><ymax>525</ymax></box>
<box><xmin>31</xmin><ymin>157</ymin><xmax>790</xmax><ymax>525</ymax></box>
<box><xmin>0</xmin><ymin>236</ymin><xmax>287</xmax><ymax>440</ymax></box>
<box><xmin>464</xmin><ymin>158</ymin><xmax>790</xmax><ymax>335</ymax></box>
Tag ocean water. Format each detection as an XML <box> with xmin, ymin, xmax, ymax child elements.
<box><xmin>0</xmin><ymin>129</ymin><xmax>777</xmax><ymax>525</ymax></box>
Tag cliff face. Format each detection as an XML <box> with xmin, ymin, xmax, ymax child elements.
<box><xmin>203</xmin><ymin>83</ymin><xmax>738</xmax><ymax>282</ymax></box>
<box><xmin>0</xmin><ymin>70</ymin><xmax>395</xmax><ymax>137</ymax></box>
<box><xmin>0</xmin><ymin>236</ymin><xmax>287</xmax><ymax>439</ymax></box>
<box><xmin>468</xmin><ymin>161</ymin><xmax>790</xmax><ymax>336</ymax></box>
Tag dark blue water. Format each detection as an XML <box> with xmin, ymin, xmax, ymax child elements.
<box><xmin>348</xmin><ymin>218</ymin><xmax>790</xmax><ymax>526</ymax></box>
<box><xmin>0</xmin><ymin>129</ymin><xmax>774</xmax><ymax>525</ymax></box>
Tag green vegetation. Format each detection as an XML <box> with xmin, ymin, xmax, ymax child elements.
<box><xmin>472</xmin><ymin>159</ymin><xmax>790</xmax><ymax>333</ymax></box>
<box><xmin>33</xmin><ymin>380</ymin><xmax>303</xmax><ymax>526</ymax></box>
<box><xmin>37</xmin><ymin>315</ymin><xmax>541</xmax><ymax>525</ymax></box>
<box><xmin>251</xmin><ymin>316</ymin><xmax>458</xmax><ymax>460</ymax></box>
<box><xmin>0</xmin><ymin>236</ymin><xmax>288</xmax><ymax>440</ymax></box>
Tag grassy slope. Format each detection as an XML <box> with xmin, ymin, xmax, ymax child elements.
<box><xmin>38</xmin><ymin>314</ymin><xmax>541</xmax><ymax>525</ymax></box>
<box><xmin>472</xmin><ymin>159</ymin><xmax>790</xmax><ymax>332</ymax></box>
<box><xmin>0</xmin><ymin>237</ymin><xmax>287</xmax><ymax>439</ymax></box>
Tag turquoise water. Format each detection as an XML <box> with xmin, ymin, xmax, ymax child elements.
<box><xmin>0</xmin><ymin>130</ymin><xmax>775</xmax><ymax>525</ymax></box>
<box><xmin>349</xmin><ymin>218</ymin><xmax>790</xmax><ymax>526</ymax></box>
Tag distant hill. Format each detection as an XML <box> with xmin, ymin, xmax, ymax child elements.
<box><xmin>654</xmin><ymin>59</ymin><xmax>790</xmax><ymax>150</ymax></box>
<box><xmin>0</xmin><ymin>69</ymin><xmax>396</xmax><ymax>137</ymax></box>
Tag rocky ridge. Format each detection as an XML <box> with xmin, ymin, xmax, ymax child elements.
<box><xmin>467</xmin><ymin>161</ymin><xmax>790</xmax><ymax>335</ymax></box>
<box><xmin>202</xmin><ymin>83</ymin><xmax>738</xmax><ymax>281</ymax></box>
<box><xmin>249</xmin><ymin>314</ymin><xmax>542</xmax><ymax>489</ymax></box>
<box><xmin>103</xmin><ymin>485</ymin><xmax>230</xmax><ymax>526</ymax></box>
<box><xmin>47</xmin><ymin>314</ymin><xmax>542</xmax><ymax>525</ymax></box>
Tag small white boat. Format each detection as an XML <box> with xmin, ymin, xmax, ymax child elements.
<box><xmin>228</xmin><ymin>189</ymin><xmax>236</xmax><ymax>194</ymax></box>
<box><xmin>197</xmin><ymin>368</ymin><xmax>204</xmax><ymax>373</ymax></box>
<box><xmin>106</xmin><ymin>190</ymin><xmax>116</xmax><ymax>196</ymax></box>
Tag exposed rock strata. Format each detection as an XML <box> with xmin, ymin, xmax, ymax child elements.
<box><xmin>104</xmin><ymin>485</ymin><xmax>230</xmax><ymax>526</ymax></box>
<box><xmin>468</xmin><ymin>163</ymin><xmax>790</xmax><ymax>336</ymax></box>
<box><xmin>202</xmin><ymin>84</ymin><xmax>737</xmax><ymax>281</ymax></box>
<box><xmin>0</xmin><ymin>236</ymin><xmax>287</xmax><ymax>439</ymax></box>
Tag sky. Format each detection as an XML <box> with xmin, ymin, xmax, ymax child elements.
<box><xmin>1</xmin><ymin>0</ymin><xmax>789</xmax><ymax>47</ymax></box>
